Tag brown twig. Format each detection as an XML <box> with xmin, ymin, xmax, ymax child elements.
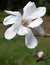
<box><xmin>0</xmin><ymin>22</ymin><xmax>50</xmax><ymax>37</ymax></box>
<box><xmin>35</xmin><ymin>33</ymin><xmax>50</xmax><ymax>37</ymax></box>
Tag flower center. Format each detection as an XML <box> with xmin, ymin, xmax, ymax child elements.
<box><xmin>22</xmin><ymin>19</ymin><xmax>28</xmax><ymax>27</ymax></box>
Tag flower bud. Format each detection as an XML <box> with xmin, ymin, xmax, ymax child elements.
<box><xmin>37</xmin><ymin>51</ymin><xmax>44</xmax><ymax>58</ymax></box>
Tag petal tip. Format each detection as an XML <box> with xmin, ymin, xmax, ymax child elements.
<box><xmin>4</xmin><ymin>10</ymin><xmax>8</xmax><ymax>13</ymax></box>
<box><xmin>42</xmin><ymin>7</ymin><xmax>46</xmax><ymax>15</ymax></box>
<box><xmin>4</xmin><ymin>34</ymin><xmax>11</xmax><ymax>40</ymax></box>
<box><xmin>27</xmin><ymin>41</ymin><xmax>38</xmax><ymax>49</ymax></box>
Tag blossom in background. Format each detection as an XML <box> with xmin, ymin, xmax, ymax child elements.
<box><xmin>36</xmin><ymin>51</ymin><xmax>44</xmax><ymax>62</ymax></box>
<box><xmin>37</xmin><ymin>51</ymin><xmax>44</xmax><ymax>58</ymax></box>
<box><xmin>3</xmin><ymin>1</ymin><xmax>46</xmax><ymax>49</ymax></box>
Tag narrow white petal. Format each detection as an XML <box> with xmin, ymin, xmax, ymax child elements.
<box><xmin>35</xmin><ymin>26</ymin><xmax>45</xmax><ymax>35</ymax></box>
<box><xmin>3</xmin><ymin>15</ymin><xmax>17</xmax><ymax>25</ymax></box>
<box><xmin>5</xmin><ymin>24</ymin><xmax>20</xmax><ymax>40</ymax></box>
<box><xmin>3</xmin><ymin>15</ymin><xmax>21</xmax><ymax>25</ymax></box>
<box><xmin>28</xmin><ymin>18</ymin><xmax>43</xmax><ymax>28</ymax></box>
<box><xmin>23</xmin><ymin>1</ymin><xmax>36</xmax><ymax>19</ymax></box>
<box><xmin>25</xmin><ymin>29</ymin><xmax>38</xmax><ymax>49</ymax></box>
<box><xmin>28</xmin><ymin>7</ymin><xmax>46</xmax><ymax>20</ymax></box>
<box><xmin>4</xmin><ymin>10</ymin><xmax>21</xmax><ymax>16</ymax></box>
<box><xmin>4</xmin><ymin>10</ymin><xmax>14</xmax><ymax>14</ymax></box>
<box><xmin>17</xmin><ymin>26</ymin><xmax>28</xmax><ymax>36</ymax></box>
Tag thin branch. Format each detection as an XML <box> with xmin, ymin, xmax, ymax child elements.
<box><xmin>36</xmin><ymin>56</ymin><xmax>50</xmax><ymax>63</ymax></box>
<box><xmin>0</xmin><ymin>22</ymin><xmax>50</xmax><ymax>37</ymax></box>
<box><xmin>35</xmin><ymin>33</ymin><xmax>50</xmax><ymax>37</ymax></box>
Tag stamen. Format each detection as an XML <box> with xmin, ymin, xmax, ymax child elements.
<box><xmin>22</xmin><ymin>19</ymin><xmax>28</xmax><ymax>27</ymax></box>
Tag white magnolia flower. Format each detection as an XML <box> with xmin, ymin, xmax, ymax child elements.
<box><xmin>3</xmin><ymin>1</ymin><xmax>46</xmax><ymax>49</ymax></box>
<box><xmin>37</xmin><ymin>51</ymin><xmax>44</xmax><ymax>58</ymax></box>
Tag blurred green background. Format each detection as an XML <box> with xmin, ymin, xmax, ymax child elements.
<box><xmin>0</xmin><ymin>0</ymin><xmax>50</xmax><ymax>65</ymax></box>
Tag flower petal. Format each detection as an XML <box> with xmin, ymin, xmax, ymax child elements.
<box><xmin>17</xmin><ymin>25</ymin><xmax>28</xmax><ymax>36</ymax></box>
<box><xmin>4</xmin><ymin>10</ymin><xmax>21</xmax><ymax>16</ymax></box>
<box><xmin>23</xmin><ymin>1</ymin><xmax>36</xmax><ymax>19</ymax></box>
<box><xmin>3</xmin><ymin>15</ymin><xmax>21</xmax><ymax>25</ymax></box>
<box><xmin>28</xmin><ymin>7</ymin><xmax>46</xmax><ymax>20</ymax></box>
<box><xmin>25</xmin><ymin>29</ymin><xmax>38</xmax><ymax>49</ymax></box>
<box><xmin>28</xmin><ymin>18</ymin><xmax>43</xmax><ymax>28</ymax></box>
<box><xmin>5</xmin><ymin>24</ymin><xmax>20</xmax><ymax>40</ymax></box>
<box><xmin>35</xmin><ymin>26</ymin><xmax>45</xmax><ymax>35</ymax></box>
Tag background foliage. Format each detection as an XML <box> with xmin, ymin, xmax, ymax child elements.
<box><xmin>0</xmin><ymin>0</ymin><xmax>50</xmax><ymax>15</ymax></box>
